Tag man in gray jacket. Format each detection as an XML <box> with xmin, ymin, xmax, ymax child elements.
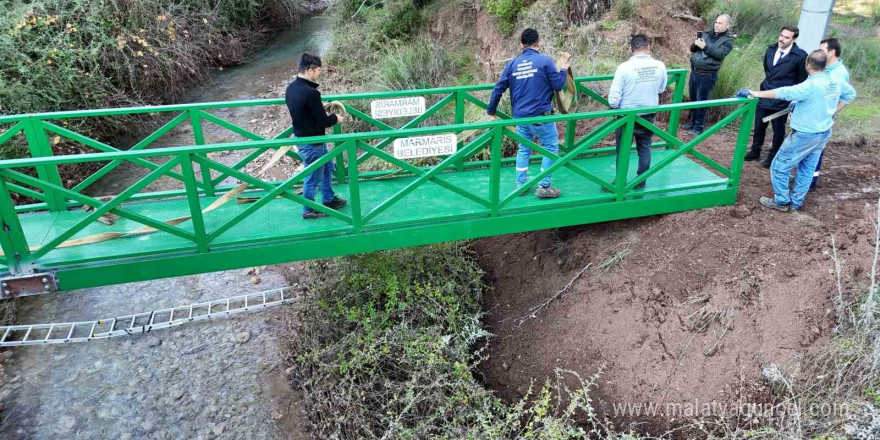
<box><xmin>681</xmin><ymin>14</ymin><xmax>734</xmax><ymax>136</ymax></box>
<box><xmin>606</xmin><ymin>34</ymin><xmax>668</xmax><ymax>190</ymax></box>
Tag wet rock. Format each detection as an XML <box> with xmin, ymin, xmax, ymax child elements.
<box><xmin>59</xmin><ymin>415</ymin><xmax>76</xmax><ymax>433</ymax></box>
<box><xmin>235</xmin><ymin>332</ymin><xmax>250</xmax><ymax>344</ymax></box>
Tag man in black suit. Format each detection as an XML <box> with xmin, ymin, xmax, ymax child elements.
<box><xmin>744</xmin><ymin>26</ymin><xmax>808</xmax><ymax>168</ymax></box>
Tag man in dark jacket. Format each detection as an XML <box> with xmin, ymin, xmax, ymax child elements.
<box><xmin>682</xmin><ymin>14</ymin><xmax>733</xmax><ymax>136</ymax></box>
<box><xmin>487</xmin><ymin>28</ymin><xmax>569</xmax><ymax>199</ymax></box>
<box><xmin>285</xmin><ymin>53</ymin><xmax>347</xmax><ymax>220</ymax></box>
<box><xmin>744</xmin><ymin>26</ymin><xmax>808</xmax><ymax>167</ymax></box>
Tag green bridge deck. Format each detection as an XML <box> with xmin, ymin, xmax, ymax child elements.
<box><xmin>0</xmin><ymin>70</ymin><xmax>756</xmax><ymax>293</ymax></box>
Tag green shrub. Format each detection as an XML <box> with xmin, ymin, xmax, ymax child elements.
<box><xmin>614</xmin><ymin>0</ymin><xmax>638</xmax><ymax>20</ymax></box>
<box><xmin>0</xmin><ymin>0</ymin><xmax>300</xmax><ymax>162</ymax></box>
<box><xmin>372</xmin><ymin>39</ymin><xmax>458</xmax><ymax>91</ymax></box>
<box><xmin>287</xmin><ymin>243</ymin><xmax>632</xmax><ymax>439</ymax></box>
<box><xmin>485</xmin><ymin>0</ymin><xmax>527</xmax><ymax>35</ymax></box>
<box><xmin>382</xmin><ymin>3</ymin><xmax>424</xmax><ymax>42</ymax></box>
<box><xmin>707</xmin><ymin>0</ymin><xmax>798</xmax><ymax>37</ymax></box>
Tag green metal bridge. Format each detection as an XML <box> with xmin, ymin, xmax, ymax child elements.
<box><xmin>0</xmin><ymin>69</ymin><xmax>756</xmax><ymax>294</ymax></box>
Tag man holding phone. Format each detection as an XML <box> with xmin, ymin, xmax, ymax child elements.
<box><xmin>682</xmin><ymin>14</ymin><xmax>733</xmax><ymax>136</ymax></box>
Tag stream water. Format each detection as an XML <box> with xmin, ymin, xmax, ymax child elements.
<box><xmin>88</xmin><ymin>15</ymin><xmax>333</xmax><ymax>196</ymax></box>
<box><xmin>0</xmin><ymin>16</ymin><xmax>334</xmax><ymax>440</ymax></box>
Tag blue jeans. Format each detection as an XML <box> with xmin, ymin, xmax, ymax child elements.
<box><xmin>516</xmin><ymin>122</ymin><xmax>559</xmax><ymax>188</ymax></box>
<box><xmin>298</xmin><ymin>143</ymin><xmax>335</xmax><ymax>215</ymax></box>
<box><xmin>770</xmin><ymin>130</ymin><xmax>832</xmax><ymax>209</ymax></box>
<box><xmin>688</xmin><ymin>71</ymin><xmax>718</xmax><ymax>131</ymax></box>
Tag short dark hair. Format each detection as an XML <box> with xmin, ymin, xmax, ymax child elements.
<box><xmin>807</xmin><ymin>50</ymin><xmax>827</xmax><ymax>71</ymax></box>
<box><xmin>630</xmin><ymin>34</ymin><xmax>650</xmax><ymax>50</ymax></box>
<box><xmin>298</xmin><ymin>53</ymin><xmax>322</xmax><ymax>73</ymax></box>
<box><xmin>780</xmin><ymin>25</ymin><xmax>799</xmax><ymax>39</ymax></box>
<box><xmin>521</xmin><ymin>28</ymin><xmax>539</xmax><ymax>47</ymax></box>
<box><xmin>820</xmin><ymin>38</ymin><xmax>842</xmax><ymax>57</ymax></box>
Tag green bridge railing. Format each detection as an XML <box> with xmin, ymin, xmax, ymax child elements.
<box><xmin>0</xmin><ymin>69</ymin><xmax>688</xmax><ymax>214</ymax></box>
<box><xmin>0</xmin><ymin>69</ymin><xmax>756</xmax><ymax>289</ymax></box>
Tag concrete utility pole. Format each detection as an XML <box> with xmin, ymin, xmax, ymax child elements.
<box><xmin>796</xmin><ymin>0</ymin><xmax>836</xmax><ymax>52</ymax></box>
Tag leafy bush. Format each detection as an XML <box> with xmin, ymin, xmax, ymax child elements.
<box><xmin>485</xmin><ymin>0</ymin><xmax>527</xmax><ymax>35</ymax></box>
<box><xmin>613</xmin><ymin>0</ymin><xmax>638</xmax><ymax>20</ymax></box>
<box><xmin>287</xmin><ymin>244</ymin><xmax>634</xmax><ymax>439</ymax></box>
<box><xmin>0</xmin><ymin>0</ymin><xmax>301</xmax><ymax>161</ymax></box>
<box><xmin>382</xmin><ymin>3</ymin><xmax>424</xmax><ymax>42</ymax></box>
<box><xmin>372</xmin><ymin>38</ymin><xmax>458</xmax><ymax>91</ymax></box>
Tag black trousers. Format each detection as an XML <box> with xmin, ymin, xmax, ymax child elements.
<box><xmin>751</xmin><ymin>105</ymin><xmax>788</xmax><ymax>155</ymax></box>
<box><xmin>615</xmin><ymin>113</ymin><xmax>655</xmax><ymax>175</ymax></box>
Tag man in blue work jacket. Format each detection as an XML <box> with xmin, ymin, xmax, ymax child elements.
<box><xmin>486</xmin><ymin>28</ymin><xmax>569</xmax><ymax>199</ymax></box>
<box><xmin>739</xmin><ymin>50</ymin><xmax>856</xmax><ymax>212</ymax></box>
<box><xmin>744</xmin><ymin>26</ymin><xmax>808</xmax><ymax>168</ymax></box>
<box><xmin>811</xmin><ymin>38</ymin><xmax>851</xmax><ymax>191</ymax></box>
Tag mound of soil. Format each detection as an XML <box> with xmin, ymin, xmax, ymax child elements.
<box><xmin>475</xmin><ymin>129</ymin><xmax>880</xmax><ymax>434</ymax></box>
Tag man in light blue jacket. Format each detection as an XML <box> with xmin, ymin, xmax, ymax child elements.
<box><xmin>810</xmin><ymin>38</ymin><xmax>851</xmax><ymax>190</ymax></box>
<box><xmin>740</xmin><ymin>50</ymin><xmax>856</xmax><ymax>212</ymax></box>
<box><xmin>606</xmin><ymin>34</ymin><xmax>668</xmax><ymax>190</ymax></box>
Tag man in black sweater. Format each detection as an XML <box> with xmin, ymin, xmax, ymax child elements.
<box><xmin>285</xmin><ymin>53</ymin><xmax>346</xmax><ymax>220</ymax></box>
<box><xmin>744</xmin><ymin>26</ymin><xmax>807</xmax><ymax>168</ymax></box>
<box><xmin>682</xmin><ymin>14</ymin><xmax>734</xmax><ymax>136</ymax></box>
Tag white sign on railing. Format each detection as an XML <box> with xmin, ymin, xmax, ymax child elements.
<box><xmin>370</xmin><ymin>97</ymin><xmax>426</xmax><ymax>119</ymax></box>
<box><xmin>392</xmin><ymin>134</ymin><xmax>457</xmax><ymax>160</ymax></box>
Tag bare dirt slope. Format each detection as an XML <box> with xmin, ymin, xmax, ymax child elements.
<box><xmin>475</xmin><ymin>128</ymin><xmax>878</xmax><ymax>433</ymax></box>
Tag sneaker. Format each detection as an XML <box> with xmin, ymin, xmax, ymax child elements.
<box><xmin>759</xmin><ymin>196</ymin><xmax>790</xmax><ymax>212</ymax></box>
<box><xmin>687</xmin><ymin>128</ymin><xmax>704</xmax><ymax>136</ymax></box>
<box><xmin>744</xmin><ymin>149</ymin><xmax>761</xmax><ymax>161</ymax></box>
<box><xmin>760</xmin><ymin>156</ymin><xmax>775</xmax><ymax>169</ymax></box>
<box><xmin>302</xmin><ymin>211</ymin><xmax>328</xmax><ymax>220</ymax></box>
<box><xmin>323</xmin><ymin>196</ymin><xmax>347</xmax><ymax>209</ymax></box>
<box><xmin>535</xmin><ymin>186</ymin><xmax>561</xmax><ymax>199</ymax></box>
<box><xmin>681</xmin><ymin>121</ymin><xmax>694</xmax><ymax>130</ymax></box>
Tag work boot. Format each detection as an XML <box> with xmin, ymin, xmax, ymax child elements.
<box><xmin>302</xmin><ymin>211</ymin><xmax>328</xmax><ymax>220</ymax></box>
<box><xmin>760</xmin><ymin>154</ymin><xmax>775</xmax><ymax>169</ymax></box>
<box><xmin>515</xmin><ymin>185</ymin><xmax>529</xmax><ymax>196</ymax></box>
<box><xmin>535</xmin><ymin>186</ymin><xmax>561</xmax><ymax>199</ymax></box>
<box><xmin>759</xmin><ymin>196</ymin><xmax>790</xmax><ymax>212</ymax></box>
<box><xmin>687</xmin><ymin>128</ymin><xmax>703</xmax><ymax>136</ymax></box>
<box><xmin>681</xmin><ymin>121</ymin><xmax>694</xmax><ymax>130</ymax></box>
<box><xmin>323</xmin><ymin>196</ymin><xmax>347</xmax><ymax>209</ymax></box>
<box><xmin>744</xmin><ymin>149</ymin><xmax>761</xmax><ymax>161</ymax></box>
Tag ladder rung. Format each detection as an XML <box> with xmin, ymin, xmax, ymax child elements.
<box><xmin>0</xmin><ymin>286</ymin><xmax>298</xmax><ymax>346</ymax></box>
